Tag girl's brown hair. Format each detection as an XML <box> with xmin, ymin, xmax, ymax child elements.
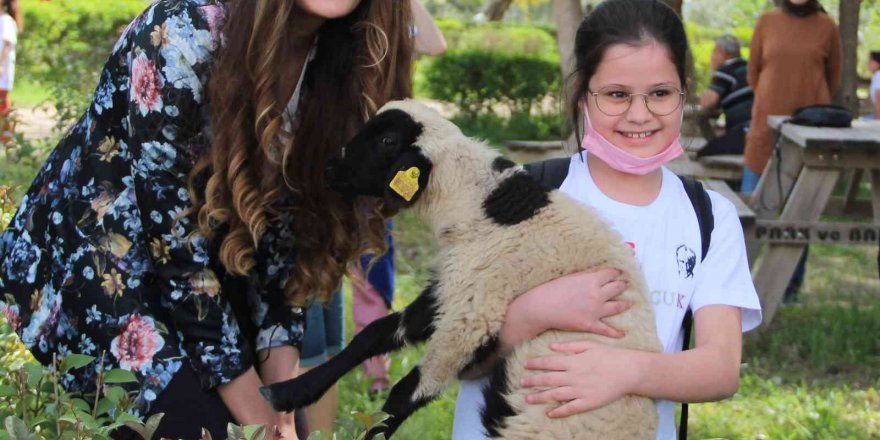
<box><xmin>192</xmin><ymin>0</ymin><xmax>413</xmax><ymax>305</ymax></box>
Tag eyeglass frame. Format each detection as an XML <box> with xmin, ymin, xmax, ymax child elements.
<box><xmin>586</xmin><ymin>86</ymin><xmax>687</xmax><ymax>117</ymax></box>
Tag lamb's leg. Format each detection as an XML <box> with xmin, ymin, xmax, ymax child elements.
<box><xmin>481</xmin><ymin>358</ymin><xmax>517</xmax><ymax>439</ymax></box>
<box><xmin>261</xmin><ymin>282</ymin><xmax>439</xmax><ymax>412</ymax></box>
<box><xmin>365</xmin><ymin>366</ymin><xmax>438</xmax><ymax>440</ymax></box>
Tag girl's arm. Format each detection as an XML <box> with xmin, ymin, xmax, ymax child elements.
<box><xmin>874</xmin><ymin>89</ymin><xmax>880</xmax><ymax>118</ymax></box>
<box><xmin>747</xmin><ymin>17</ymin><xmax>764</xmax><ymax>89</ymax></box>
<box><xmin>0</xmin><ymin>41</ymin><xmax>11</xmax><ymax>77</ymax></box>
<box><xmin>500</xmin><ymin>269</ymin><xmax>631</xmax><ymax>352</ymax></box>
<box><xmin>217</xmin><ymin>346</ymin><xmax>302</xmax><ymax>439</ymax></box>
<box><xmin>411</xmin><ymin>0</ymin><xmax>447</xmax><ymax>56</ymax></box>
<box><xmin>258</xmin><ymin>346</ymin><xmax>301</xmax><ymax>438</ymax></box>
<box><xmin>217</xmin><ymin>367</ymin><xmax>291</xmax><ymax>438</ymax></box>
<box><xmin>459</xmin><ymin>269</ymin><xmax>630</xmax><ymax>380</ymax></box>
<box><xmin>522</xmin><ymin>305</ymin><xmax>742</xmax><ymax>417</ymax></box>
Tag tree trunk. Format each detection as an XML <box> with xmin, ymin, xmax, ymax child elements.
<box><xmin>485</xmin><ymin>0</ymin><xmax>514</xmax><ymax>21</ymax></box>
<box><xmin>554</xmin><ymin>0</ymin><xmax>584</xmax><ymax>80</ymax></box>
<box><xmin>662</xmin><ymin>0</ymin><xmax>683</xmax><ymax>15</ymax></box>
<box><xmin>835</xmin><ymin>0</ymin><xmax>861</xmax><ymax>114</ymax></box>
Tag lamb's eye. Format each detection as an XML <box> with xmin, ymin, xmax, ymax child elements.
<box><xmin>381</xmin><ymin>136</ymin><xmax>396</xmax><ymax>146</ymax></box>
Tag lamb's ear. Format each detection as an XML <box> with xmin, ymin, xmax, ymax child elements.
<box><xmin>382</xmin><ymin>147</ymin><xmax>432</xmax><ymax>211</ymax></box>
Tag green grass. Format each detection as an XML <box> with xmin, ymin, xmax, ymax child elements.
<box><xmin>10</xmin><ymin>77</ymin><xmax>51</xmax><ymax>108</ymax></box>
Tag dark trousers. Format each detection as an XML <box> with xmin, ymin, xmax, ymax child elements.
<box><xmin>696</xmin><ymin>121</ymin><xmax>750</xmax><ymax>158</ymax></box>
<box><xmin>112</xmin><ymin>362</ymin><xmax>310</xmax><ymax>439</ymax></box>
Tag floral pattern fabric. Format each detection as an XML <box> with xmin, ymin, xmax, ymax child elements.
<box><xmin>0</xmin><ymin>0</ymin><xmax>304</xmax><ymax>416</ymax></box>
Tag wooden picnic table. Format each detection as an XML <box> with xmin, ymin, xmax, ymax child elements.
<box><xmin>748</xmin><ymin>116</ymin><xmax>880</xmax><ymax>325</ymax></box>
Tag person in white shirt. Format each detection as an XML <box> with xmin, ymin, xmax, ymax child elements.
<box><xmin>868</xmin><ymin>51</ymin><xmax>880</xmax><ymax>119</ymax></box>
<box><xmin>452</xmin><ymin>1</ymin><xmax>762</xmax><ymax>439</ymax></box>
<box><xmin>0</xmin><ymin>0</ymin><xmax>19</xmax><ymax>144</ymax></box>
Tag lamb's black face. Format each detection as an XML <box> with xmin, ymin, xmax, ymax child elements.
<box><xmin>327</xmin><ymin>109</ymin><xmax>433</xmax><ymax>211</ymax></box>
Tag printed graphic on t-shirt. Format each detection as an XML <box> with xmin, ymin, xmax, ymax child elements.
<box><xmin>675</xmin><ymin>244</ymin><xmax>696</xmax><ymax>279</ymax></box>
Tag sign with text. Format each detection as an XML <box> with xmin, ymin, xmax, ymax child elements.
<box><xmin>752</xmin><ymin>221</ymin><xmax>880</xmax><ymax>245</ymax></box>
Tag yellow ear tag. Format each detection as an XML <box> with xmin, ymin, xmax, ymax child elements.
<box><xmin>389</xmin><ymin>167</ymin><xmax>421</xmax><ymax>202</ymax></box>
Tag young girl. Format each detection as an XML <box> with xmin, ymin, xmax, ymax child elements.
<box><xmin>453</xmin><ymin>1</ymin><xmax>762</xmax><ymax>438</ymax></box>
<box><xmin>0</xmin><ymin>1</ymin><xmax>411</xmax><ymax>438</ymax></box>
<box><xmin>0</xmin><ymin>0</ymin><xmax>19</xmax><ymax>144</ymax></box>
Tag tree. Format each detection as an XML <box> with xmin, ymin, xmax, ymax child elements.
<box><xmin>835</xmin><ymin>0</ymin><xmax>862</xmax><ymax>113</ymax></box>
<box><xmin>554</xmin><ymin>0</ymin><xmax>583</xmax><ymax>79</ymax></box>
<box><xmin>485</xmin><ymin>0</ymin><xmax>514</xmax><ymax>20</ymax></box>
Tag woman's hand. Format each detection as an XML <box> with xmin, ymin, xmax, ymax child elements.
<box><xmin>521</xmin><ymin>340</ymin><xmax>639</xmax><ymax>418</ymax></box>
<box><xmin>499</xmin><ymin>269</ymin><xmax>631</xmax><ymax>352</ymax></box>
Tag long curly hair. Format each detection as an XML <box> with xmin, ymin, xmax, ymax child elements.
<box><xmin>191</xmin><ymin>0</ymin><xmax>413</xmax><ymax>305</ymax></box>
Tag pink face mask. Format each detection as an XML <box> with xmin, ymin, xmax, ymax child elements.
<box><xmin>580</xmin><ymin>101</ymin><xmax>683</xmax><ymax>175</ymax></box>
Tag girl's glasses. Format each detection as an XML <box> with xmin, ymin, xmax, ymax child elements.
<box><xmin>587</xmin><ymin>86</ymin><xmax>685</xmax><ymax>116</ymax></box>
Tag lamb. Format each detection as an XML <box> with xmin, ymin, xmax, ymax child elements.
<box><xmin>261</xmin><ymin>99</ymin><xmax>662</xmax><ymax>439</ymax></box>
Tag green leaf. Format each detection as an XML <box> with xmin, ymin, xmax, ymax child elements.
<box><xmin>22</xmin><ymin>363</ymin><xmax>43</xmax><ymax>387</ymax></box>
<box><xmin>57</xmin><ymin>415</ymin><xmax>79</xmax><ymax>425</ymax></box>
<box><xmin>61</xmin><ymin>354</ymin><xmax>95</xmax><ymax>373</ymax></box>
<box><xmin>226</xmin><ymin>423</ymin><xmax>245</xmax><ymax>440</ymax></box>
<box><xmin>143</xmin><ymin>413</ymin><xmax>164</xmax><ymax>440</ymax></box>
<box><xmin>26</xmin><ymin>416</ymin><xmax>49</xmax><ymax>430</ymax></box>
<box><xmin>94</xmin><ymin>398</ymin><xmax>115</xmax><ymax>417</ymax></box>
<box><xmin>114</xmin><ymin>412</ymin><xmax>140</xmax><ymax>424</ymax></box>
<box><xmin>71</xmin><ymin>398</ymin><xmax>92</xmax><ymax>412</ymax></box>
<box><xmin>102</xmin><ymin>386</ymin><xmax>126</xmax><ymax>406</ymax></box>
<box><xmin>0</xmin><ymin>386</ymin><xmax>15</xmax><ymax>398</ymax></box>
<box><xmin>121</xmin><ymin>420</ymin><xmax>147</xmax><ymax>440</ymax></box>
<box><xmin>243</xmin><ymin>424</ymin><xmax>266</xmax><ymax>440</ymax></box>
<box><xmin>4</xmin><ymin>416</ymin><xmax>29</xmax><ymax>440</ymax></box>
<box><xmin>102</xmin><ymin>369</ymin><xmax>137</xmax><ymax>384</ymax></box>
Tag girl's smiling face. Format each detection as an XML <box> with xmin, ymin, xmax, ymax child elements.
<box><xmin>585</xmin><ymin>41</ymin><xmax>684</xmax><ymax>159</ymax></box>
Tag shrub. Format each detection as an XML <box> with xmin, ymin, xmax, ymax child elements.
<box><xmin>422</xmin><ymin>50</ymin><xmax>560</xmax><ymax>117</ymax></box>
<box><xmin>17</xmin><ymin>0</ymin><xmax>149</xmax><ymax>130</ymax></box>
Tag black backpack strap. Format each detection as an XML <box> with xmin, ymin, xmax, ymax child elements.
<box><xmin>523</xmin><ymin>157</ymin><xmax>571</xmax><ymax>190</ymax></box>
<box><xmin>676</xmin><ymin>175</ymin><xmax>714</xmax><ymax>440</ymax></box>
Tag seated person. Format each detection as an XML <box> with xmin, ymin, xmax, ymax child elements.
<box><xmin>697</xmin><ymin>34</ymin><xmax>754</xmax><ymax>158</ymax></box>
<box><xmin>869</xmin><ymin>51</ymin><xmax>880</xmax><ymax>119</ymax></box>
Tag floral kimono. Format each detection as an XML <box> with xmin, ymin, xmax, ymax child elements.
<box><xmin>0</xmin><ymin>0</ymin><xmax>304</xmax><ymax>416</ymax></box>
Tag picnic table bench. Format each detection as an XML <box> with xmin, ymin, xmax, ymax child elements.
<box><xmin>748</xmin><ymin>116</ymin><xmax>880</xmax><ymax>325</ymax></box>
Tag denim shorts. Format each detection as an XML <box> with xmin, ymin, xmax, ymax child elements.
<box><xmin>299</xmin><ymin>287</ymin><xmax>345</xmax><ymax>368</ymax></box>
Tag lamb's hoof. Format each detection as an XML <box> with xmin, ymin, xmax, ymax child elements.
<box><xmin>259</xmin><ymin>382</ymin><xmax>295</xmax><ymax>412</ymax></box>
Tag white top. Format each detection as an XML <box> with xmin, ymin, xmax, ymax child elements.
<box><xmin>453</xmin><ymin>153</ymin><xmax>762</xmax><ymax>440</ymax></box>
<box><xmin>870</xmin><ymin>71</ymin><xmax>880</xmax><ymax>106</ymax></box>
<box><xmin>281</xmin><ymin>44</ymin><xmax>317</xmax><ymax>134</ymax></box>
<box><xmin>0</xmin><ymin>14</ymin><xmax>17</xmax><ymax>91</ymax></box>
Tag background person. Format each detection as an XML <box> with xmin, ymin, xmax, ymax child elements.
<box><xmin>868</xmin><ymin>50</ymin><xmax>880</xmax><ymax>119</ymax></box>
<box><xmin>452</xmin><ymin>1</ymin><xmax>762</xmax><ymax>439</ymax></box>
<box><xmin>744</xmin><ymin>0</ymin><xmax>841</xmax><ymax>303</ymax></box>
<box><xmin>0</xmin><ymin>0</ymin><xmax>19</xmax><ymax>144</ymax></box>
<box><xmin>0</xmin><ymin>1</ymin><xmax>413</xmax><ymax>438</ymax></box>
<box><xmin>697</xmin><ymin>34</ymin><xmax>753</xmax><ymax>158</ymax></box>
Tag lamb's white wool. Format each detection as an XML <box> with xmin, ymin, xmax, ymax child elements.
<box><xmin>380</xmin><ymin>100</ymin><xmax>661</xmax><ymax>439</ymax></box>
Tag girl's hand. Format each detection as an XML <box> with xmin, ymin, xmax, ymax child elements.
<box><xmin>521</xmin><ymin>340</ymin><xmax>640</xmax><ymax>418</ymax></box>
<box><xmin>500</xmin><ymin>269</ymin><xmax>631</xmax><ymax>351</ymax></box>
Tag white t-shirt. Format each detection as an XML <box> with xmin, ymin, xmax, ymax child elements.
<box><xmin>870</xmin><ymin>71</ymin><xmax>880</xmax><ymax>106</ymax></box>
<box><xmin>0</xmin><ymin>14</ymin><xmax>16</xmax><ymax>91</ymax></box>
<box><xmin>453</xmin><ymin>153</ymin><xmax>763</xmax><ymax>440</ymax></box>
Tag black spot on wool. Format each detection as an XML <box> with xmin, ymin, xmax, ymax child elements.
<box><xmin>481</xmin><ymin>360</ymin><xmax>516</xmax><ymax>438</ymax></box>
<box><xmin>482</xmin><ymin>172</ymin><xmax>551</xmax><ymax>225</ymax></box>
<box><xmin>461</xmin><ymin>335</ymin><xmax>499</xmax><ymax>374</ymax></box>
<box><xmin>491</xmin><ymin>156</ymin><xmax>517</xmax><ymax>173</ymax></box>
